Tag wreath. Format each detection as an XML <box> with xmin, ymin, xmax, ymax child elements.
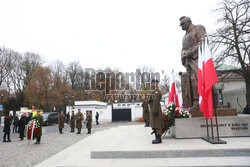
<box><xmin>162</xmin><ymin>103</ymin><xmax>191</xmax><ymax>134</ymax></box>
<box><xmin>27</xmin><ymin>119</ymin><xmax>41</xmax><ymax>140</ymax></box>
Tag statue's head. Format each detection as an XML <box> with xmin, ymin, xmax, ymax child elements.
<box><xmin>179</xmin><ymin>16</ymin><xmax>192</xmax><ymax>30</ymax></box>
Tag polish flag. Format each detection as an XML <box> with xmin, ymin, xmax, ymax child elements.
<box><xmin>53</xmin><ymin>106</ymin><xmax>56</xmax><ymax>111</ymax></box>
<box><xmin>198</xmin><ymin>41</ymin><xmax>204</xmax><ymax>113</ymax></box>
<box><xmin>198</xmin><ymin>37</ymin><xmax>218</xmax><ymax>121</ymax></box>
<box><xmin>168</xmin><ymin>70</ymin><xmax>180</xmax><ymax>107</ymax></box>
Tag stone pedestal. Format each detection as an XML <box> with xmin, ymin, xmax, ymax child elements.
<box><xmin>189</xmin><ymin>108</ymin><xmax>238</xmax><ymax>117</ymax></box>
<box><xmin>170</xmin><ymin>114</ymin><xmax>250</xmax><ymax>138</ymax></box>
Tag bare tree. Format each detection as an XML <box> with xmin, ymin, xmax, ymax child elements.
<box><xmin>50</xmin><ymin>60</ymin><xmax>66</xmax><ymax>79</ymax></box>
<box><xmin>21</xmin><ymin>52</ymin><xmax>42</xmax><ymax>87</ymax></box>
<box><xmin>66</xmin><ymin>61</ymin><xmax>82</xmax><ymax>89</ymax></box>
<box><xmin>210</xmin><ymin>0</ymin><xmax>250</xmax><ymax>104</ymax></box>
<box><xmin>9</xmin><ymin>52</ymin><xmax>24</xmax><ymax>94</ymax></box>
<box><xmin>0</xmin><ymin>47</ymin><xmax>13</xmax><ymax>89</ymax></box>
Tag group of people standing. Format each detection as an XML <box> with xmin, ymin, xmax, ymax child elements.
<box><xmin>142</xmin><ymin>79</ymin><xmax>163</xmax><ymax>144</ymax></box>
<box><xmin>3</xmin><ymin>113</ymin><xmax>32</xmax><ymax>142</ymax></box>
<box><xmin>2</xmin><ymin>111</ymin><xmax>42</xmax><ymax>143</ymax></box>
<box><xmin>58</xmin><ymin>109</ymin><xmax>93</xmax><ymax>135</ymax></box>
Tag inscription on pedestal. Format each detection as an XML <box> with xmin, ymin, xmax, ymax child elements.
<box><xmin>170</xmin><ymin>115</ymin><xmax>250</xmax><ymax>138</ymax></box>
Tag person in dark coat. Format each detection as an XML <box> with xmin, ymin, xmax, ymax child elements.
<box><xmin>58</xmin><ymin>111</ymin><xmax>65</xmax><ymax>134</ymax></box>
<box><xmin>3</xmin><ymin>114</ymin><xmax>11</xmax><ymax>142</ymax></box>
<box><xmin>86</xmin><ymin>111</ymin><xmax>92</xmax><ymax>134</ymax></box>
<box><xmin>9</xmin><ymin>114</ymin><xmax>13</xmax><ymax>124</ymax></box>
<box><xmin>66</xmin><ymin>112</ymin><xmax>70</xmax><ymax>124</ymax></box>
<box><xmin>13</xmin><ymin>114</ymin><xmax>19</xmax><ymax>133</ymax></box>
<box><xmin>95</xmin><ymin>112</ymin><xmax>99</xmax><ymax>125</ymax></box>
<box><xmin>18</xmin><ymin>114</ymin><xmax>26</xmax><ymax>140</ymax></box>
<box><xmin>26</xmin><ymin>113</ymin><xmax>32</xmax><ymax>125</ymax></box>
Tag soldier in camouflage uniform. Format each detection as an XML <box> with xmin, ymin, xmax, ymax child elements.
<box><xmin>86</xmin><ymin>111</ymin><xmax>92</xmax><ymax>134</ymax></box>
<box><xmin>142</xmin><ymin>96</ymin><xmax>150</xmax><ymax>127</ymax></box>
<box><xmin>149</xmin><ymin>79</ymin><xmax>163</xmax><ymax>144</ymax></box>
<box><xmin>33</xmin><ymin>111</ymin><xmax>43</xmax><ymax>144</ymax></box>
<box><xmin>58</xmin><ymin>111</ymin><xmax>65</xmax><ymax>134</ymax></box>
<box><xmin>70</xmin><ymin>111</ymin><xmax>76</xmax><ymax>132</ymax></box>
<box><xmin>75</xmin><ymin>109</ymin><xmax>83</xmax><ymax>134</ymax></box>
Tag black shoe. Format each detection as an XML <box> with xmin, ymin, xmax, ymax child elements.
<box><xmin>3</xmin><ymin>140</ymin><xmax>6</xmax><ymax>143</ymax></box>
<box><xmin>152</xmin><ymin>135</ymin><xmax>162</xmax><ymax>144</ymax></box>
<box><xmin>76</xmin><ymin>132</ymin><xmax>80</xmax><ymax>134</ymax></box>
<box><xmin>7</xmin><ymin>140</ymin><xmax>11</xmax><ymax>142</ymax></box>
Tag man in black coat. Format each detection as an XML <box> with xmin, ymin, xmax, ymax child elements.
<box><xmin>95</xmin><ymin>112</ymin><xmax>99</xmax><ymax>125</ymax></box>
<box><xmin>18</xmin><ymin>114</ymin><xmax>26</xmax><ymax>140</ymax></box>
<box><xmin>3</xmin><ymin>114</ymin><xmax>11</xmax><ymax>142</ymax></box>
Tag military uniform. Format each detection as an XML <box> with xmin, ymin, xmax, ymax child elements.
<box><xmin>70</xmin><ymin>113</ymin><xmax>76</xmax><ymax>132</ymax></box>
<box><xmin>149</xmin><ymin>87</ymin><xmax>163</xmax><ymax>144</ymax></box>
<box><xmin>58</xmin><ymin>114</ymin><xmax>65</xmax><ymax>134</ymax></box>
<box><xmin>86</xmin><ymin>114</ymin><xmax>92</xmax><ymax>134</ymax></box>
<box><xmin>142</xmin><ymin>99</ymin><xmax>150</xmax><ymax>127</ymax></box>
<box><xmin>33</xmin><ymin>114</ymin><xmax>43</xmax><ymax>144</ymax></box>
<box><xmin>75</xmin><ymin>112</ymin><xmax>83</xmax><ymax>134</ymax></box>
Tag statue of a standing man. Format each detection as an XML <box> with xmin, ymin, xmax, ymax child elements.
<box><xmin>180</xmin><ymin>16</ymin><xmax>206</xmax><ymax>108</ymax></box>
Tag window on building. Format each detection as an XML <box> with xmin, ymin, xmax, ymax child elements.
<box><xmin>122</xmin><ymin>104</ymin><xmax>125</xmax><ymax>106</ymax></box>
<box><xmin>127</xmin><ymin>104</ymin><xmax>130</xmax><ymax>106</ymax></box>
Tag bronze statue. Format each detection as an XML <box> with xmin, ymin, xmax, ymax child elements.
<box><xmin>180</xmin><ymin>16</ymin><xmax>206</xmax><ymax>108</ymax></box>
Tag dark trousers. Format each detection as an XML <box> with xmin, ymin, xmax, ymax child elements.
<box><xmin>96</xmin><ymin>119</ymin><xmax>99</xmax><ymax>125</ymax></box>
<box><xmin>36</xmin><ymin>136</ymin><xmax>41</xmax><ymax>143</ymax></box>
<box><xmin>13</xmin><ymin>125</ymin><xmax>18</xmax><ymax>133</ymax></box>
<box><xmin>71</xmin><ymin>127</ymin><xmax>75</xmax><ymax>132</ymax></box>
<box><xmin>19</xmin><ymin>130</ymin><xmax>24</xmax><ymax>140</ymax></box>
<box><xmin>77</xmin><ymin>128</ymin><xmax>81</xmax><ymax>133</ymax></box>
<box><xmin>3</xmin><ymin>132</ymin><xmax>10</xmax><ymax>141</ymax></box>
<box><xmin>59</xmin><ymin>128</ymin><xmax>63</xmax><ymax>133</ymax></box>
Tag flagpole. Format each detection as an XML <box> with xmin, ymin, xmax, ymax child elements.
<box><xmin>210</xmin><ymin>118</ymin><xmax>214</xmax><ymax>139</ymax></box>
<box><xmin>206</xmin><ymin>118</ymin><xmax>209</xmax><ymax>138</ymax></box>
<box><xmin>212</xmin><ymin>86</ymin><xmax>220</xmax><ymax>142</ymax></box>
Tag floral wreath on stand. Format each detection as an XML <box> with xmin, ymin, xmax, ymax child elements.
<box><xmin>27</xmin><ymin>119</ymin><xmax>41</xmax><ymax>140</ymax></box>
<box><xmin>162</xmin><ymin>103</ymin><xmax>192</xmax><ymax>136</ymax></box>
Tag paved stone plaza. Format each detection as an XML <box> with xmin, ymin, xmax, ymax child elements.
<box><xmin>0</xmin><ymin>122</ymin><xmax>139</xmax><ymax>167</ymax></box>
<box><xmin>31</xmin><ymin>123</ymin><xmax>250</xmax><ymax>167</ymax></box>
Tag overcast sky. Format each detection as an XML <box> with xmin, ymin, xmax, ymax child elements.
<box><xmin>0</xmin><ymin>0</ymin><xmax>220</xmax><ymax>76</ymax></box>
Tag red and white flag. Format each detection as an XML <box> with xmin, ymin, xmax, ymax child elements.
<box><xmin>198</xmin><ymin>40</ymin><xmax>204</xmax><ymax>113</ymax></box>
<box><xmin>198</xmin><ymin>37</ymin><xmax>218</xmax><ymax>121</ymax></box>
<box><xmin>168</xmin><ymin>70</ymin><xmax>181</xmax><ymax>107</ymax></box>
<box><xmin>53</xmin><ymin>106</ymin><xmax>56</xmax><ymax>111</ymax></box>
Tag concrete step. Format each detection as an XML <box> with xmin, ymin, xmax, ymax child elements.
<box><xmin>91</xmin><ymin>148</ymin><xmax>250</xmax><ymax>159</ymax></box>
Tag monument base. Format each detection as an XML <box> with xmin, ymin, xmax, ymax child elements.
<box><xmin>202</xmin><ymin>137</ymin><xmax>227</xmax><ymax>144</ymax></box>
<box><xmin>169</xmin><ymin>114</ymin><xmax>250</xmax><ymax>138</ymax></box>
<box><xmin>189</xmin><ymin>108</ymin><xmax>237</xmax><ymax>117</ymax></box>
